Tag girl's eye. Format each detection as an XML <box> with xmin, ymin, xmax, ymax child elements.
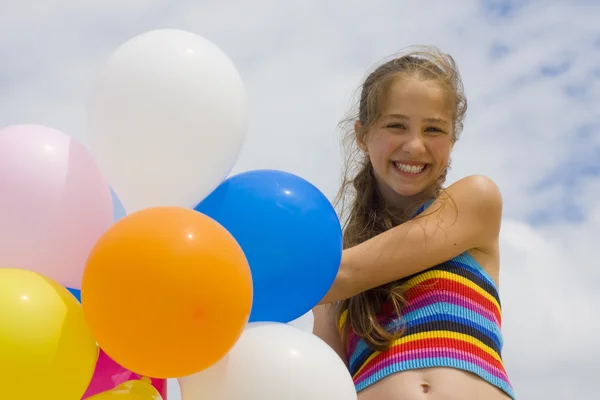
<box><xmin>387</xmin><ymin>123</ymin><xmax>406</xmax><ymax>130</ymax></box>
<box><xmin>425</xmin><ymin>126</ymin><xmax>444</xmax><ymax>133</ymax></box>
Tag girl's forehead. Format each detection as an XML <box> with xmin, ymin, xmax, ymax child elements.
<box><xmin>382</xmin><ymin>78</ymin><xmax>452</xmax><ymax>118</ymax></box>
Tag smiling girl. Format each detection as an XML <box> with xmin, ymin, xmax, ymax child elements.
<box><xmin>313</xmin><ymin>46</ymin><xmax>515</xmax><ymax>400</ymax></box>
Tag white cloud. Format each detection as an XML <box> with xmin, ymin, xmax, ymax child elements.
<box><xmin>1</xmin><ymin>0</ymin><xmax>599</xmax><ymax>399</ymax></box>
<box><xmin>499</xmin><ymin>216</ymin><xmax>600</xmax><ymax>399</ymax></box>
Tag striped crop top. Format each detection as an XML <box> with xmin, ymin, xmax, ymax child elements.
<box><xmin>338</xmin><ymin>207</ymin><xmax>515</xmax><ymax>399</ymax></box>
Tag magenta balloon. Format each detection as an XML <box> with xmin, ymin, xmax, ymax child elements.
<box><xmin>82</xmin><ymin>349</ymin><xmax>167</xmax><ymax>399</ymax></box>
<box><xmin>0</xmin><ymin>125</ymin><xmax>113</xmax><ymax>289</ymax></box>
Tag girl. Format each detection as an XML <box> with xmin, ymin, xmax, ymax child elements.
<box><xmin>313</xmin><ymin>46</ymin><xmax>515</xmax><ymax>400</ymax></box>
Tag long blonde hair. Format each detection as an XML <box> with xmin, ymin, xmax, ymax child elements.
<box><xmin>335</xmin><ymin>46</ymin><xmax>467</xmax><ymax>351</ymax></box>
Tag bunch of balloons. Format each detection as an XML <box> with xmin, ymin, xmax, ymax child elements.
<box><xmin>0</xmin><ymin>29</ymin><xmax>356</xmax><ymax>400</ymax></box>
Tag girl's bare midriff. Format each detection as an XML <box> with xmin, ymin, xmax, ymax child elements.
<box><xmin>357</xmin><ymin>367</ymin><xmax>511</xmax><ymax>400</ymax></box>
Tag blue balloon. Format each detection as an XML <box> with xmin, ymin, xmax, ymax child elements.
<box><xmin>110</xmin><ymin>188</ymin><xmax>126</xmax><ymax>221</ymax></box>
<box><xmin>195</xmin><ymin>169</ymin><xmax>342</xmax><ymax>323</ymax></box>
<box><xmin>67</xmin><ymin>287</ymin><xmax>81</xmax><ymax>302</ymax></box>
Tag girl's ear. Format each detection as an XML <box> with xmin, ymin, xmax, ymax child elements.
<box><xmin>355</xmin><ymin>121</ymin><xmax>368</xmax><ymax>153</ymax></box>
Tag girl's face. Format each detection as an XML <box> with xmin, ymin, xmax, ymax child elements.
<box><xmin>360</xmin><ymin>76</ymin><xmax>454</xmax><ymax>208</ymax></box>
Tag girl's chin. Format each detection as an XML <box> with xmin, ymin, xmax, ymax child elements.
<box><xmin>389</xmin><ymin>180</ymin><xmax>437</xmax><ymax>200</ymax></box>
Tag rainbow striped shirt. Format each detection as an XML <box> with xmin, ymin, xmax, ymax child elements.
<box><xmin>339</xmin><ymin>252</ymin><xmax>515</xmax><ymax>399</ymax></box>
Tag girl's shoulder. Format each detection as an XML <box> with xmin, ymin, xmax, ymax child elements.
<box><xmin>448</xmin><ymin>175</ymin><xmax>502</xmax><ymax>202</ymax></box>
<box><xmin>445</xmin><ymin>174</ymin><xmax>503</xmax><ymax>245</ymax></box>
<box><xmin>450</xmin><ymin>174</ymin><xmax>502</xmax><ymax>215</ymax></box>
<box><xmin>429</xmin><ymin>174</ymin><xmax>503</xmax><ymax>219</ymax></box>
<box><xmin>419</xmin><ymin>174</ymin><xmax>503</xmax><ymax>246</ymax></box>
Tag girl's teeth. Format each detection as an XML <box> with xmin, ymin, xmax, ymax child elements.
<box><xmin>394</xmin><ymin>162</ymin><xmax>425</xmax><ymax>174</ymax></box>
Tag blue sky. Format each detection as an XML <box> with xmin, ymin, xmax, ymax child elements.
<box><xmin>2</xmin><ymin>0</ymin><xmax>599</xmax><ymax>398</ymax></box>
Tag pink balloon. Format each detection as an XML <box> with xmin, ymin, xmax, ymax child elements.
<box><xmin>0</xmin><ymin>125</ymin><xmax>113</xmax><ymax>289</ymax></box>
<box><xmin>82</xmin><ymin>349</ymin><xmax>167</xmax><ymax>399</ymax></box>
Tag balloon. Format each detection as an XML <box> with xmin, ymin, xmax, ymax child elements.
<box><xmin>66</xmin><ymin>189</ymin><xmax>124</xmax><ymax>302</ymax></box>
<box><xmin>66</xmin><ymin>188</ymin><xmax>124</xmax><ymax>304</ymax></box>
<box><xmin>0</xmin><ymin>268</ymin><xmax>98</xmax><ymax>400</ymax></box>
<box><xmin>111</xmin><ymin>188</ymin><xmax>127</xmax><ymax>221</ymax></box>
<box><xmin>82</xmin><ymin>206</ymin><xmax>253</xmax><ymax>378</ymax></box>
<box><xmin>83</xmin><ymin>348</ymin><xmax>167</xmax><ymax>399</ymax></box>
<box><xmin>178</xmin><ymin>322</ymin><xmax>357</xmax><ymax>400</ymax></box>
<box><xmin>194</xmin><ymin>170</ymin><xmax>342</xmax><ymax>323</ymax></box>
<box><xmin>0</xmin><ymin>124</ymin><xmax>113</xmax><ymax>289</ymax></box>
<box><xmin>86</xmin><ymin>379</ymin><xmax>163</xmax><ymax>400</ymax></box>
<box><xmin>68</xmin><ymin>287</ymin><xmax>82</xmax><ymax>302</ymax></box>
<box><xmin>87</xmin><ymin>29</ymin><xmax>248</xmax><ymax>213</ymax></box>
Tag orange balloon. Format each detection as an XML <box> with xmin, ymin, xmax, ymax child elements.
<box><xmin>81</xmin><ymin>206</ymin><xmax>252</xmax><ymax>379</ymax></box>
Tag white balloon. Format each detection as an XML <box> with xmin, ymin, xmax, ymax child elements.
<box><xmin>179</xmin><ymin>323</ymin><xmax>357</xmax><ymax>400</ymax></box>
<box><xmin>88</xmin><ymin>29</ymin><xmax>247</xmax><ymax>213</ymax></box>
<box><xmin>288</xmin><ymin>310</ymin><xmax>315</xmax><ymax>333</ymax></box>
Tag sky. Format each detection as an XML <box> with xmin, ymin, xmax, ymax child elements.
<box><xmin>2</xmin><ymin>0</ymin><xmax>599</xmax><ymax>398</ymax></box>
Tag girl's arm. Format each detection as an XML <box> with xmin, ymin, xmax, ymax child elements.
<box><xmin>312</xmin><ymin>304</ymin><xmax>348</xmax><ymax>367</ymax></box>
<box><xmin>320</xmin><ymin>175</ymin><xmax>502</xmax><ymax>304</ymax></box>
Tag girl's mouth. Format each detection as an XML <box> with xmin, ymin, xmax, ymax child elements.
<box><xmin>392</xmin><ymin>161</ymin><xmax>430</xmax><ymax>177</ymax></box>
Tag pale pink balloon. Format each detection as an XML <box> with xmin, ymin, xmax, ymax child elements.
<box><xmin>0</xmin><ymin>124</ymin><xmax>113</xmax><ymax>289</ymax></box>
<box><xmin>82</xmin><ymin>349</ymin><xmax>167</xmax><ymax>399</ymax></box>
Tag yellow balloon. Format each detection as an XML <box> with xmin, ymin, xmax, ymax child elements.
<box><xmin>87</xmin><ymin>379</ymin><xmax>163</xmax><ymax>400</ymax></box>
<box><xmin>0</xmin><ymin>268</ymin><xmax>98</xmax><ymax>400</ymax></box>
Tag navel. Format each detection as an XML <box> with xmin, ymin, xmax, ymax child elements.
<box><xmin>421</xmin><ymin>383</ymin><xmax>431</xmax><ymax>393</ymax></box>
